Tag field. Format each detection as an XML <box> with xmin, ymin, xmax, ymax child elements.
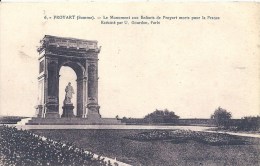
<box><xmin>32</xmin><ymin>129</ymin><xmax>260</xmax><ymax>166</ymax></box>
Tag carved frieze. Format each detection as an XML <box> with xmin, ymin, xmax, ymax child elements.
<box><xmin>38</xmin><ymin>35</ymin><xmax>100</xmax><ymax>54</ymax></box>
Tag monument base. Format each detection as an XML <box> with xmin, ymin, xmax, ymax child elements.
<box><xmin>61</xmin><ymin>104</ymin><xmax>75</xmax><ymax>118</ymax></box>
<box><xmin>26</xmin><ymin>117</ymin><xmax>123</xmax><ymax>125</ymax></box>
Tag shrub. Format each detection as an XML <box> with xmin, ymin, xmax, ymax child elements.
<box><xmin>211</xmin><ymin>107</ymin><xmax>232</xmax><ymax>128</ymax></box>
<box><xmin>144</xmin><ymin>109</ymin><xmax>179</xmax><ymax>123</ymax></box>
<box><xmin>238</xmin><ymin>116</ymin><xmax>260</xmax><ymax>131</ymax></box>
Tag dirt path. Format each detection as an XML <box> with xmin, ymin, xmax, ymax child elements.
<box><xmin>9</xmin><ymin>122</ymin><xmax>260</xmax><ymax>138</ymax></box>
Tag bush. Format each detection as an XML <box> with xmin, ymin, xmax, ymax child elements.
<box><xmin>144</xmin><ymin>109</ymin><xmax>179</xmax><ymax>123</ymax></box>
<box><xmin>237</xmin><ymin>116</ymin><xmax>260</xmax><ymax>131</ymax></box>
<box><xmin>211</xmin><ymin>107</ymin><xmax>232</xmax><ymax>128</ymax></box>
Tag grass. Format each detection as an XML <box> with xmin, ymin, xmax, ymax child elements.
<box><xmin>32</xmin><ymin>129</ymin><xmax>260</xmax><ymax>166</ymax></box>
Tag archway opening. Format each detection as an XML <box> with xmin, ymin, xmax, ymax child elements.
<box><xmin>59</xmin><ymin>66</ymin><xmax>77</xmax><ymax>116</ymax></box>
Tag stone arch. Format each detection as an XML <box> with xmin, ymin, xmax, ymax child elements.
<box><xmin>58</xmin><ymin>61</ymin><xmax>86</xmax><ymax>117</ymax></box>
<box><xmin>35</xmin><ymin>35</ymin><xmax>101</xmax><ymax>119</ymax></box>
<box><xmin>59</xmin><ymin>61</ymin><xmax>86</xmax><ymax>79</ymax></box>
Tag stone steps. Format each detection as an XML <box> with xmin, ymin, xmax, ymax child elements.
<box><xmin>26</xmin><ymin>117</ymin><xmax>124</xmax><ymax>125</ymax></box>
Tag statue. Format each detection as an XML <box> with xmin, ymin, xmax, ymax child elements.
<box><xmin>64</xmin><ymin>82</ymin><xmax>74</xmax><ymax>104</ymax></box>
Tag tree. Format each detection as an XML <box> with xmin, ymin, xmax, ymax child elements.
<box><xmin>239</xmin><ymin>116</ymin><xmax>260</xmax><ymax>131</ymax></box>
<box><xmin>144</xmin><ymin>109</ymin><xmax>179</xmax><ymax>123</ymax></box>
<box><xmin>211</xmin><ymin>107</ymin><xmax>232</xmax><ymax>127</ymax></box>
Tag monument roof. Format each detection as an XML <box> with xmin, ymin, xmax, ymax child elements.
<box><xmin>43</xmin><ymin>35</ymin><xmax>98</xmax><ymax>43</ymax></box>
<box><xmin>38</xmin><ymin>35</ymin><xmax>100</xmax><ymax>53</ymax></box>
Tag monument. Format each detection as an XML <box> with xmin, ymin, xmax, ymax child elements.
<box><xmin>27</xmin><ymin>35</ymin><xmax>122</xmax><ymax>125</ymax></box>
<box><xmin>61</xmin><ymin>82</ymin><xmax>75</xmax><ymax>118</ymax></box>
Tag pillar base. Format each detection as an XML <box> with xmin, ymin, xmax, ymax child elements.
<box><xmin>87</xmin><ymin>111</ymin><xmax>101</xmax><ymax>120</ymax></box>
<box><xmin>87</xmin><ymin>103</ymin><xmax>101</xmax><ymax>119</ymax></box>
<box><xmin>44</xmin><ymin>112</ymin><xmax>60</xmax><ymax>118</ymax></box>
<box><xmin>35</xmin><ymin>105</ymin><xmax>43</xmax><ymax>118</ymax></box>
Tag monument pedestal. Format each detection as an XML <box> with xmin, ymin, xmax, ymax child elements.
<box><xmin>26</xmin><ymin>117</ymin><xmax>124</xmax><ymax>125</ymax></box>
<box><xmin>61</xmin><ymin>104</ymin><xmax>75</xmax><ymax>118</ymax></box>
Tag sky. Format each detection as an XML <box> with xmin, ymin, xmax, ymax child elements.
<box><xmin>0</xmin><ymin>3</ymin><xmax>259</xmax><ymax>119</ymax></box>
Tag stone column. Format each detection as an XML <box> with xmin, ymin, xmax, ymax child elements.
<box><xmin>35</xmin><ymin>77</ymin><xmax>44</xmax><ymax>117</ymax></box>
<box><xmin>35</xmin><ymin>57</ymin><xmax>46</xmax><ymax>118</ymax></box>
<box><xmin>86</xmin><ymin>62</ymin><xmax>101</xmax><ymax>119</ymax></box>
<box><xmin>81</xmin><ymin>76</ymin><xmax>88</xmax><ymax>118</ymax></box>
<box><xmin>76</xmin><ymin>77</ymin><xmax>84</xmax><ymax>117</ymax></box>
<box><xmin>44</xmin><ymin>58</ymin><xmax>60</xmax><ymax>118</ymax></box>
